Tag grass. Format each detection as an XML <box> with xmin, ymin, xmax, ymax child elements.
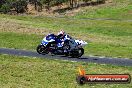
<box><xmin>0</xmin><ymin>1</ymin><xmax>132</xmax><ymax>59</ymax></box>
<box><xmin>0</xmin><ymin>54</ymin><xmax>132</xmax><ymax>88</ymax></box>
<box><xmin>0</xmin><ymin>0</ymin><xmax>132</xmax><ymax>87</ymax></box>
<box><xmin>0</xmin><ymin>32</ymin><xmax>132</xmax><ymax>58</ymax></box>
<box><xmin>0</xmin><ymin>13</ymin><xmax>132</xmax><ymax>58</ymax></box>
<box><xmin>73</xmin><ymin>0</ymin><xmax>132</xmax><ymax>19</ymax></box>
<box><xmin>0</xmin><ymin>14</ymin><xmax>132</xmax><ymax>36</ymax></box>
<box><xmin>0</xmin><ymin>32</ymin><xmax>41</xmax><ymax>50</ymax></box>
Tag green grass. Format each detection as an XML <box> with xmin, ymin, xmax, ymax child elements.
<box><xmin>0</xmin><ymin>32</ymin><xmax>132</xmax><ymax>58</ymax></box>
<box><xmin>1</xmin><ymin>14</ymin><xmax>132</xmax><ymax>36</ymax></box>
<box><xmin>0</xmin><ymin>54</ymin><xmax>132</xmax><ymax>88</ymax></box>
<box><xmin>0</xmin><ymin>13</ymin><xmax>132</xmax><ymax>58</ymax></box>
<box><xmin>0</xmin><ymin>32</ymin><xmax>41</xmax><ymax>50</ymax></box>
<box><xmin>0</xmin><ymin>1</ymin><xmax>132</xmax><ymax>87</ymax></box>
<box><xmin>0</xmin><ymin>1</ymin><xmax>132</xmax><ymax>59</ymax></box>
<box><xmin>74</xmin><ymin>0</ymin><xmax>132</xmax><ymax>19</ymax></box>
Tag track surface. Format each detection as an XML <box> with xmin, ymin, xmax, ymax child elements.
<box><xmin>0</xmin><ymin>48</ymin><xmax>132</xmax><ymax>66</ymax></box>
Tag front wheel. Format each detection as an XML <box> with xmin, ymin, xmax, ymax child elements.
<box><xmin>36</xmin><ymin>45</ymin><xmax>49</xmax><ymax>55</ymax></box>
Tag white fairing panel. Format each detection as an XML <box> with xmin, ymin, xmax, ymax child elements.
<box><xmin>43</xmin><ymin>37</ymin><xmax>55</xmax><ymax>42</ymax></box>
<box><xmin>64</xmin><ymin>35</ymin><xmax>70</xmax><ymax>40</ymax></box>
<box><xmin>75</xmin><ymin>40</ymin><xmax>88</xmax><ymax>46</ymax></box>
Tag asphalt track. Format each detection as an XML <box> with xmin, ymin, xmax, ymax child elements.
<box><xmin>0</xmin><ymin>48</ymin><xmax>132</xmax><ymax>66</ymax></box>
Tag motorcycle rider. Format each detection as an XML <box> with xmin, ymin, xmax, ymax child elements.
<box><xmin>57</xmin><ymin>30</ymin><xmax>71</xmax><ymax>53</ymax></box>
<box><xmin>42</xmin><ymin>30</ymin><xmax>66</xmax><ymax>47</ymax></box>
<box><xmin>56</xmin><ymin>30</ymin><xmax>66</xmax><ymax>47</ymax></box>
<box><xmin>42</xmin><ymin>30</ymin><xmax>70</xmax><ymax>54</ymax></box>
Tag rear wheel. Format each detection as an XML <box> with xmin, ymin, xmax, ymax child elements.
<box><xmin>78</xmin><ymin>48</ymin><xmax>84</xmax><ymax>57</ymax></box>
<box><xmin>36</xmin><ymin>45</ymin><xmax>49</xmax><ymax>55</ymax></box>
<box><xmin>70</xmin><ymin>48</ymin><xmax>84</xmax><ymax>58</ymax></box>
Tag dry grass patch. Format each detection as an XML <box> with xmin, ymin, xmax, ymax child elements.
<box><xmin>0</xmin><ymin>18</ymin><xmax>55</xmax><ymax>35</ymax></box>
<box><xmin>0</xmin><ymin>18</ymin><xmax>131</xmax><ymax>47</ymax></box>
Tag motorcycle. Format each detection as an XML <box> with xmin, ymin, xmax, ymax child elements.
<box><xmin>36</xmin><ymin>33</ymin><xmax>88</xmax><ymax>58</ymax></box>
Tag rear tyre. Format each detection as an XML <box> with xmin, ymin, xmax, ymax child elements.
<box><xmin>36</xmin><ymin>45</ymin><xmax>49</xmax><ymax>55</ymax></box>
<box><xmin>78</xmin><ymin>48</ymin><xmax>84</xmax><ymax>57</ymax></box>
<box><xmin>70</xmin><ymin>48</ymin><xmax>84</xmax><ymax>58</ymax></box>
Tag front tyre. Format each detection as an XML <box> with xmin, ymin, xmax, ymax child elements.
<box><xmin>36</xmin><ymin>45</ymin><xmax>49</xmax><ymax>55</ymax></box>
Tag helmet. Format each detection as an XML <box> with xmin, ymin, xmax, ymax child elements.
<box><xmin>57</xmin><ymin>30</ymin><xmax>65</xmax><ymax>38</ymax></box>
